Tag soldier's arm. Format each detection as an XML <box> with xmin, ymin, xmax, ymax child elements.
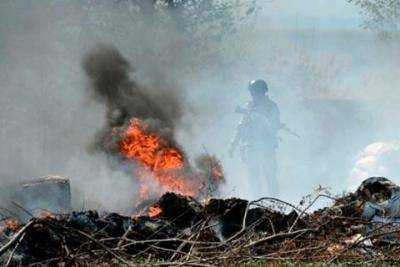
<box><xmin>271</xmin><ymin>102</ymin><xmax>281</xmax><ymax>130</ymax></box>
<box><xmin>229</xmin><ymin>116</ymin><xmax>246</xmax><ymax>156</ymax></box>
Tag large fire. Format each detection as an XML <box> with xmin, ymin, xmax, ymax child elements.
<box><xmin>118</xmin><ymin>118</ymin><xmax>202</xmax><ymax>200</ymax></box>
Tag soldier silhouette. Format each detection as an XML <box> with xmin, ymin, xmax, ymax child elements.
<box><xmin>229</xmin><ymin>79</ymin><xmax>281</xmax><ymax>197</ymax></box>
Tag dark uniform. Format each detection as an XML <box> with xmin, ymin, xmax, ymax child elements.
<box><xmin>229</xmin><ymin>80</ymin><xmax>280</xmax><ymax>197</ymax></box>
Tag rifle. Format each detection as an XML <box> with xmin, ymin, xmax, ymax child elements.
<box><xmin>280</xmin><ymin>123</ymin><xmax>300</xmax><ymax>139</ymax></box>
<box><xmin>235</xmin><ymin>105</ymin><xmax>300</xmax><ymax>139</ymax></box>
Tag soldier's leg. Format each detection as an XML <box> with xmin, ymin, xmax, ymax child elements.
<box><xmin>265</xmin><ymin>151</ymin><xmax>278</xmax><ymax>197</ymax></box>
<box><xmin>246</xmin><ymin>162</ymin><xmax>259</xmax><ymax>198</ymax></box>
<box><xmin>245</xmin><ymin>150</ymin><xmax>264</xmax><ymax>199</ymax></box>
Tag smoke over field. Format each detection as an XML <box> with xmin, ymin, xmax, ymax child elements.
<box><xmin>1</xmin><ymin>0</ymin><xmax>400</xmax><ymax>209</ymax></box>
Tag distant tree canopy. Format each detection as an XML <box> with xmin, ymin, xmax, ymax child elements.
<box><xmin>129</xmin><ymin>0</ymin><xmax>260</xmax><ymax>41</ymax></box>
<box><xmin>348</xmin><ymin>0</ymin><xmax>400</xmax><ymax>38</ymax></box>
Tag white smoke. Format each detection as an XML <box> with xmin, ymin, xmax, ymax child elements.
<box><xmin>348</xmin><ymin>141</ymin><xmax>400</xmax><ymax>191</ymax></box>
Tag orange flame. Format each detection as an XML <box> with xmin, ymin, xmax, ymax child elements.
<box><xmin>2</xmin><ymin>218</ymin><xmax>21</xmax><ymax>233</ymax></box>
<box><xmin>118</xmin><ymin>118</ymin><xmax>200</xmax><ymax>199</ymax></box>
<box><xmin>148</xmin><ymin>204</ymin><xmax>162</xmax><ymax>217</ymax></box>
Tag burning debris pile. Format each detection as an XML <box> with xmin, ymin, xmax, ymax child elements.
<box><xmin>2</xmin><ymin>177</ymin><xmax>400</xmax><ymax>265</ymax></box>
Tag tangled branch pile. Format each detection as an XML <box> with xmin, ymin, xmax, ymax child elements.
<box><xmin>1</xmin><ymin>177</ymin><xmax>400</xmax><ymax>266</ymax></box>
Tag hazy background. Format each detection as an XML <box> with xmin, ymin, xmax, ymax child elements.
<box><xmin>1</xmin><ymin>0</ymin><xmax>400</xmax><ymax>209</ymax></box>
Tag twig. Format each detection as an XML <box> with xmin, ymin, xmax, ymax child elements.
<box><xmin>0</xmin><ymin>220</ymin><xmax>35</xmax><ymax>256</ymax></box>
<box><xmin>74</xmin><ymin>229</ymin><xmax>131</xmax><ymax>265</ymax></box>
<box><xmin>117</xmin><ymin>225</ymin><xmax>132</xmax><ymax>248</ymax></box>
<box><xmin>185</xmin><ymin>218</ymin><xmax>210</xmax><ymax>261</ymax></box>
<box><xmin>121</xmin><ymin>238</ymin><xmax>220</xmax><ymax>249</ymax></box>
<box><xmin>244</xmin><ymin>228</ymin><xmax>313</xmax><ymax>248</ymax></box>
<box><xmin>44</xmin><ymin>220</ymin><xmax>131</xmax><ymax>266</ymax></box>
<box><xmin>289</xmin><ymin>194</ymin><xmax>323</xmax><ymax>233</ymax></box>
<box><xmin>5</xmin><ymin>232</ymin><xmax>25</xmax><ymax>267</ymax></box>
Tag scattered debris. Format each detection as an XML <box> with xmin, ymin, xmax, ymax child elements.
<box><xmin>2</xmin><ymin>177</ymin><xmax>400</xmax><ymax>265</ymax></box>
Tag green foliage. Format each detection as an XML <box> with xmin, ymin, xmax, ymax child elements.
<box><xmin>155</xmin><ymin>0</ymin><xmax>260</xmax><ymax>41</ymax></box>
<box><xmin>348</xmin><ymin>0</ymin><xmax>400</xmax><ymax>39</ymax></box>
<box><xmin>127</xmin><ymin>0</ymin><xmax>260</xmax><ymax>42</ymax></box>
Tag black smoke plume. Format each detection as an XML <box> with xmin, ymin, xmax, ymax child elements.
<box><xmin>82</xmin><ymin>45</ymin><xmax>184</xmax><ymax>155</ymax></box>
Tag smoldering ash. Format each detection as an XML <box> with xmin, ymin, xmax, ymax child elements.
<box><xmin>82</xmin><ymin>45</ymin><xmax>224</xmax><ymax>202</ymax></box>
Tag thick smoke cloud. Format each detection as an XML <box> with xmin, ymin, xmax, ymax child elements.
<box><xmin>82</xmin><ymin>45</ymin><xmax>184</xmax><ymax>154</ymax></box>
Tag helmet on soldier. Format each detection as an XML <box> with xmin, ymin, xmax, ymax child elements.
<box><xmin>248</xmin><ymin>79</ymin><xmax>268</xmax><ymax>94</ymax></box>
